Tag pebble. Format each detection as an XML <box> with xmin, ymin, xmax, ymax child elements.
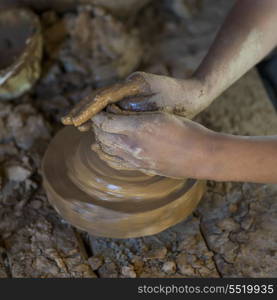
<box><xmin>241</xmin><ymin>215</ymin><xmax>254</xmax><ymax>231</ymax></box>
<box><xmin>121</xmin><ymin>266</ymin><xmax>137</xmax><ymax>278</ymax></box>
<box><xmin>217</xmin><ymin>218</ymin><xmax>240</xmax><ymax>232</ymax></box>
<box><xmin>162</xmin><ymin>261</ymin><xmax>176</xmax><ymax>274</ymax></box>
<box><xmin>35</xmin><ymin>256</ymin><xmax>59</xmax><ymax>275</ymax></box>
<box><xmin>146</xmin><ymin>246</ymin><xmax>167</xmax><ymax>260</ymax></box>
<box><xmin>30</xmin><ymin>200</ymin><xmax>42</xmax><ymax>210</ymax></box>
<box><xmin>5</xmin><ymin>165</ymin><xmax>31</xmax><ymax>182</ymax></box>
<box><xmin>229</xmin><ymin>203</ymin><xmax>238</xmax><ymax>214</ymax></box>
<box><xmin>98</xmin><ymin>262</ymin><xmax>118</xmax><ymax>278</ymax></box>
<box><xmin>131</xmin><ymin>255</ymin><xmax>144</xmax><ymax>272</ymax></box>
<box><xmin>176</xmin><ymin>253</ymin><xmax>195</xmax><ymax>276</ymax></box>
<box><xmin>88</xmin><ymin>256</ymin><xmax>103</xmax><ymax>270</ymax></box>
<box><xmin>73</xmin><ymin>264</ymin><xmax>97</xmax><ymax>277</ymax></box>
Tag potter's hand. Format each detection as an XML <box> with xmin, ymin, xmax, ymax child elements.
<box><xmin>91</xmin><ymin>112</ymin><xmax>216</xmax><ymax>179</ymax></box>
<box><xmin>61</xmin><ymin>72</ymin><xmax>206</xmax><ymax>129</ymax></box>
<box><xmin>92</xmin><ymin>112</ymin><xmax>277</xmax><ymax>183</ymax></box>
<box><xmin>62</xmin><ymin>0</ymin><xmax>277</xmax><ymax>130</ymax></box>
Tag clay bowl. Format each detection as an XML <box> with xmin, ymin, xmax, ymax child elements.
<box><xmin>42</xmin><ymin>126</ymin><xmax>206</xmax><ymax>238</ymax></box>
<box><xmin>0</xmin><ymin>8</ymin><xmax>42</xmax><ymax>100</ymax></box>
<box><xmin>0</xmin><ymin>0</ymin><xmax>151</xmax><ymax>17</ymax></box>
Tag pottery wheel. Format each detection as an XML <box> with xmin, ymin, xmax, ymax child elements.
<box><xmin>42</xmin><ymin>126</ymin><xmax>205</xmax><ymax>238</ymax></box>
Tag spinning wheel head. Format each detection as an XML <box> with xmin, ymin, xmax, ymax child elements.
<box><xmin>42</xmin><ymin>126</ymin><xmax>205</xmax><ymax>238</ymax></box>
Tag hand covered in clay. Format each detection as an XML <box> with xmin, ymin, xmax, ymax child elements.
<box><xmin>61</xmin><ymin>72</ymin><xmax>206</xmax><ymax>130</ymax></box>
<box><xmin>91</xmin><ymin>112</ymin><xmax>216</xmax><ymax>179</ymax></box>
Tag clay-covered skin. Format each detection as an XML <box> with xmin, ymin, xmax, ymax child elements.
<box><xmin>62</xmin><ymin>71</ymin><xmax>207</xmax><ymax>128</ymax></box>
<box><xmin>91</xmin><ymin>112</ymin><xmax>217</xmax><ymax>179</ymax></box>
<box><xmin>61</xmin><ymin>0</ymin><xmax>277</xmax><ymax>130</ymax></box>
<box><xmin>92</xmin><ymin>111</ymin><xmax>277</xmax><ymax>184</ymax></box>
<box><xmin>61</xmin><ymin>71</ymin><xmax>212</xmax><ymax>177</ymax></box>
<box><xmin>61</xmin><ymin>0</ymin><xmax>277</xmax><ymax>183</ymax></box>
<box><xmin>194</xmin><ymin>0</ymin><xmax>277</xmax><ymax>104</ymax></box>
<box><xmin>62</xmin><ymin>0</ymin><xmax>277</xmax><ymax>130</ymax></box>
<box><xmin>62</xmin><ymin>74</ymin><xmax>149</xmax><ymax>127</ymax></box>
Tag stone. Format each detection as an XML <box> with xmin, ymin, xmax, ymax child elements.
<box><xmin>146</xmin><ymin>246</ymin><xmax>168</xmax><ymax>260</ymax></box>
<box><xmin>162</xmin><ymin>261</ymin><xmax>176</xmax><ymax>274</ymax></box>
<box><xmin>98</xmin><ymin>262</ymin><xmax>118</xmax><ymax>278</ymax></box>
<box><xmin>35</xmin><ymin>256</ymin><xmax>59</xmax><ymax>275</ymax></box>
<box><xmin>176</xmin><ymin>254</ymin><xmax>195</xmax><ymax>276</ymax></box>
<box><xmin>30</xmin><ymin>200</ymin><xmax>42</xmax><ymax>210</ymax></box>
<box><xmin>121</xmin><ymin>266</ymin><xmax>137</xmax><ymax>278</ymax></box>
<box><xmin>216</xmin><ymin>218</ymin><xmax>240</xmax><ymax>232</ymax></box>
<box><xmin>4</xmin><ymin>217</ymin><xmax>94</xmax><ymax>278</ymax></box>
<box><xmin>5</xmin><ymin>165</ymin><xmax>31</xmax><ymax>182</ymax></box>
<box><xmin>88</xmin><ymin>256</ymin><xmax>103</xmax><ymax>270</ymax></box>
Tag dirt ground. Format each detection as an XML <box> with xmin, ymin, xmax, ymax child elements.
<box><xmin>0</xmin><ymin>0</ymin><xmax>277</xmax><ymax>277</ymax></box>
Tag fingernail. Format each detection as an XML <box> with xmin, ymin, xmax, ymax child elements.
<box><xmin>78</xmin><ymin>125</ymin><xmax>89</xmax><ymax>132</ymax></box>
<box><xmin>61</xmin><ymin>115</ymin><xmax>72</xmax><ymax>125</ymax></box>
<box><xmin>91</xmin><ymin>143</ymin><xmax>100</xmax><ymax>152</ymax></box>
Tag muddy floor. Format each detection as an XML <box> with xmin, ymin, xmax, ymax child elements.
<box><xmin>0</xmin><ymin>0</ymin><xmax>277</xmax><ymax>277</ymax></box>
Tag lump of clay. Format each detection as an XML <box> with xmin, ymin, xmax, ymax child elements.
<box><xmin>59</xmin><ymin>6</ymin><xmax>143</xmax><ymax>87</ymax></box>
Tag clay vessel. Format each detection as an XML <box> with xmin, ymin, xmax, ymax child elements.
<box><xmin>42</xmin><ymin>126</ymin><xmax>205</xmax><ymax>238</ymax></box>
<box><xmin>0</xmin><ymin>8</ymin><xmax>42</xmax><ymax>100</ymax></box>
<box><xmin>0</xmin><ymin>0</ymin><xmax>152</xmax><ymax>17</ymax></box>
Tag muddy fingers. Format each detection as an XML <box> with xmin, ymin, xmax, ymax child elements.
<box><xmin>91</xmin><ymin>143</ymin><xmax>135</xmax><ymax>171</ymax></box>
<box><xmin>61</xmin><ymin>75</ymin><xmax>148</xmax><ymax>127</ymax></box>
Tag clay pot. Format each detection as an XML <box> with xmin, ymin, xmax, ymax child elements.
<box><xmin>0</xmin><ymin>0</ymin><xmax>76</xmax><ymax>12</ymax></box>
<box><xmin>84</xmin><ymin>0</ymin><xmax>151</xmax><ymax>17</ymax></box>
<box><xmin>0</xmin><ymin>8</ymin><xmax>42</xmax><ymax>100</ymax></box>
<box><xmin>0</xmin><ymin>0</ymin><xmax>152</xmax><ymax>17</ymax></box>
<box><xmin>42</xmin><ymin>126</ymin><xmax>206</xmax><ymax>238</ymax></box>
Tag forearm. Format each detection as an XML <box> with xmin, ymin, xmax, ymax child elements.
<box><xmin>193</xmin><ymin>0</ymin><xmax>277</xmax><ymax>107</ymax></box>
<box><xmin>204</xmin><ymin>134</ymin><xmax>277</xmax><ymax>183</ymax></box>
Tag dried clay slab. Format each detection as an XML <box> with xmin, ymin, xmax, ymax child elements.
<box><xmin>42</xmin><ymin>126</ymin><xmax>205</xmax><ymax>238</ymax></box>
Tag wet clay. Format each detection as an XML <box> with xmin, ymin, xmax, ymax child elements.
<box><xmin>62</xmin><ymin>75</ymin><xmax>149</xmax><ymax>127</ymax></box>
<box><xmin>42</xmin><ymin>126</ymin><xmax>205</xmax><ymax>238</ymax></box>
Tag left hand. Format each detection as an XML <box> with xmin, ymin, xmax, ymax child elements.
<box><xmin>91</xmin><ymin>112</ymin><xmax>217</xmax><ymax>179</ymax></box>
<box><xmin>61</xmin><ymin>72</ymin><xmax>208</xmax><ymax>130</ymax></box>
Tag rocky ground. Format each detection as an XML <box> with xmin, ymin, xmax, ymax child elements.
<box><xmin>0</xmin><ymin>0</ymin><xmax>277</xmax><ymax>277</ymax></box>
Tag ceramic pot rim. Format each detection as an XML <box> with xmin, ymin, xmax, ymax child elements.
<box><xmin>0</xmin><ymin>8</ymin><xmax>41</xmax><ymax>84</ymax></box>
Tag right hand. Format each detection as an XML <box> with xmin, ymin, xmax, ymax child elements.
<box><xmin>91</xmin><ymin>111</ymin><xmax>217</xmax><ymax>178</ymax></box>
<box><xmin>61</xmin><ymin>72</ymin><xmax>208</xmax><ymax>130</ymax></box>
